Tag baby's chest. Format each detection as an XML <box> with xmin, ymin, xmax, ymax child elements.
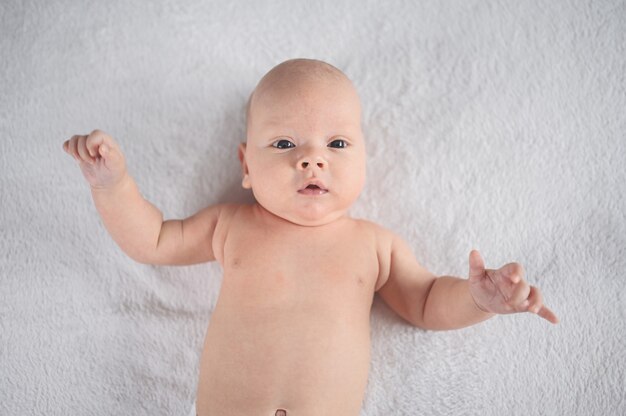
<box><xmin>220</xmin><ymin>224</ymin><xmax>379</xmax><ymax>309</ymax></box>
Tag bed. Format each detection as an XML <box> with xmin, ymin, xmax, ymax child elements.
<box><xmin>1</xmin><ymin>1</ymin><xmax>624</xmax><ymax>414</ymax></box>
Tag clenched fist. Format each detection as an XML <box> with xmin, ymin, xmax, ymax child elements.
<box><xmin>63</xmin><ymin>130</ymin><xmax>127</xmax><ymax>189</ymax></box>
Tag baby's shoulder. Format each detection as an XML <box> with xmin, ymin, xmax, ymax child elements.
<box><xmin>208</xmin><ymin>203</ymin><xmax>249</xmax><ymax>264</ymax></box>
<box><xmin>350</xmin><ymin>218</ymin><xmax>397</xmax><ymax>290</ymax></box>
<box><xmin>347</xmin><ymin>219</ymin><xmax>397</xmax><ymax>255</ymax></box>
<box><xmin>350</xmin><ymin>218</ymin><xmax>395</xmax><ymax>245</ymax></box>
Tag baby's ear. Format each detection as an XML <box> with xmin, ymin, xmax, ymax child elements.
<box><xmin>238</xmin><ymin>142</ymin><xmax>251</xmax><ymax>189</ymax></box>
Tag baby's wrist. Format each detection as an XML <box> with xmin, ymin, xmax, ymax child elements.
<box><xmin>90</xmin><ymin>171</ymin><xmax>131</xmax><ymax>194</ymax></box>
<box><xmin>470</xmin><ymin>295</ymin><xmax>492</xmax><ymax>315</ymax></box>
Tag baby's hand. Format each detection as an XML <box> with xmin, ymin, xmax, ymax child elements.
<box><xmin>63</xmin><ymin>130</ymin><xmax>127</xmax><ymax>189</ymax></box>
<box><xmin>468</xmin><ymin>250</ymin><xmax>559</xmax><ymax>324</ymax></box>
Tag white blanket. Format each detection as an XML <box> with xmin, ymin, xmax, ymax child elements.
<box><xmin>1</xmin><ymin>1</ymin><xmax>624</xmax><ymax>414</ymax></box>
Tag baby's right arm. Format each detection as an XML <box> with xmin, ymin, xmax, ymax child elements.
<box><xmin>63</xmin><ymin>130</ymin><xmax>222</xmax><ymax>265</ymax></box>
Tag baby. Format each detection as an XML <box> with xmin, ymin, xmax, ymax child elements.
<box><xmin>63</xmin><ymin>58</ymin><xmax>558</xmax><ymax>416</ymax></box>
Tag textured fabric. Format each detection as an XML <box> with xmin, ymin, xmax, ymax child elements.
<box><xmin>1</xmin><ymin>0</ymin><xmax>624</xmax><ymax>415</ymax></box>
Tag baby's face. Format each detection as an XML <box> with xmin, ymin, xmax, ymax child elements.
<box><xmin>240</xmin><ymin>74</ymin><xmax>366</xmax><ymax>226</ymax></box>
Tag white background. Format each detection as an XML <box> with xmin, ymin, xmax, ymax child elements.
<box><xmin>1</xmin><ymin>1</ymin><xmax>624</xmax><ymax>414</ymax></box>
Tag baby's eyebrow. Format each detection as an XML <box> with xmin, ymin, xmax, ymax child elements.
<box><xmin>262</xmin><ymin>118</ymin><xmax>299</xmax><ymax>129</ymax></box>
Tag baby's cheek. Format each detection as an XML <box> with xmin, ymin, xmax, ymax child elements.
<box><xmin>342</xmin><ymin>168</ymin><xmax>366</xmax><ymax>198</ymax></box>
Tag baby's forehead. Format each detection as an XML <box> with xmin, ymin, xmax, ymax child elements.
<box><xmin>256</xmin><ymin>74</ymin><xmax>349</xmax><ymax>102</ymax></box>
<box><xmin>245</xmin><ymin>59</ymin><xmax>361</xmax><ymax>133</ymax></box>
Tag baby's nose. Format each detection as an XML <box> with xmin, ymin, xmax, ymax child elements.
<box><xmin>298</xmin><ymin>156</ymin><xmax>326</xmax><ymax>171</ymax></box>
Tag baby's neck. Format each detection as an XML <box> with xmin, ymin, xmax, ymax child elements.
<box><xmin>251</xmin><ymin>203</ymin><xmax>351</xmax><ymax>229</ymax></box>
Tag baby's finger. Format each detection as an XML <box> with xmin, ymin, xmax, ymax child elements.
<box><xmin>85</xmin><ymin>129</ymin><xmax>109</xmax><ymax>158</ymax></box>
<box><xmin>502</xmin><ymin>262</ymin><xmax>524</xmax><ymax>284</ymax></box>
<box><xmin>62</xmin><ymin>136</ymin><xmax>73</xmax><ymax>157</ymax></box>
<box><xmin>537</xmin><ymin>305</ymin><xmax>559</xmax><ymax>324</ymax></box>
<box><xmin>509</xmin><ymin>279</ymin><xmax>531</xmax><ymax>310</ymax></box>
<box><xmin>66</xmin><ymin>135</ymin><xmax>82</xmax><ymax>161</ymax></box>
<box><xmin>77</xmin><ymin>135</ymin><xmax>96</xmax><ymax>164</ymax></box>
<box><xmin>468</xmin><ymin>250</ymin><xmax>486</xmax><ymax>283</ymax></box>
<box><xmin>526</xmin><ymin>285</ymin><xmax>544</xmax><ymax>314</ymax></box>
<box><xmin>526</xmin><ymin>286</ymin><xmax>559</xmax><ymax>324</ymax></box>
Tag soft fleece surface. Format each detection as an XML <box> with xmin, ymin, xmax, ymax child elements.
<box><xmin>1</xmin><ymin>1</ymin><xmax>625</xmax><ymax>415</ymax></box>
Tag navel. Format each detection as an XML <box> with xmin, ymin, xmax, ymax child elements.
<box><xmin>275</xmin><ymin>409</ymin><xmax>287</xmax><ymax>416</ymax></box>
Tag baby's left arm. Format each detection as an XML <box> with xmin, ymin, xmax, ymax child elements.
<box><xmin>376</xmin><ymin>233</ymin><xmax>559</xmax><ymax>330</ymax></box>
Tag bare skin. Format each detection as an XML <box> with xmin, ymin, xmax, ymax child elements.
<box><xmin>63</xmin><ymin>59</ymin><xmax>558</xmax><ymax>415</ymax></box>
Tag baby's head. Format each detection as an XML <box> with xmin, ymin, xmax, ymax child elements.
<box><xmin>239</xmin><ymin>59</ymin><xmax>366</xmax><ymax>226</ymax></box>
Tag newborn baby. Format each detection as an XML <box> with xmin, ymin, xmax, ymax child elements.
<box><xmin>63</xmin><ymin>58</ymin><xmax>558</xmax><ymax>416</ymax></box>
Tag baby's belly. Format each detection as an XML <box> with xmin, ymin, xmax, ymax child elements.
<box><xmin>195</xmin><ymin>276</ymin><xmax>373</xmax><ymax>416</ymax></box>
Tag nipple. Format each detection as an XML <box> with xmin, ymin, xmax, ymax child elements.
<box><xmin>275</xmin><ymin>410</ymin><xmax>287</xmax><ymax>416</ymax></box>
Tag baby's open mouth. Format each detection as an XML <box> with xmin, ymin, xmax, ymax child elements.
<box><xmin>298</xmin><ymin>183</ymin><xmax>328</xmax><ymax>195</ymax></box>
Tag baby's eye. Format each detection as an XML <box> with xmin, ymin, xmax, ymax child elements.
<box><xmin>328</xmin><ymin>138</ymin><xmax>348</xmax><ymax>149</ymax></box>
<box><xmin>272</xmin><ymin>139</ymin><xmax>296</xmax><ymax>149</ymax></box>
